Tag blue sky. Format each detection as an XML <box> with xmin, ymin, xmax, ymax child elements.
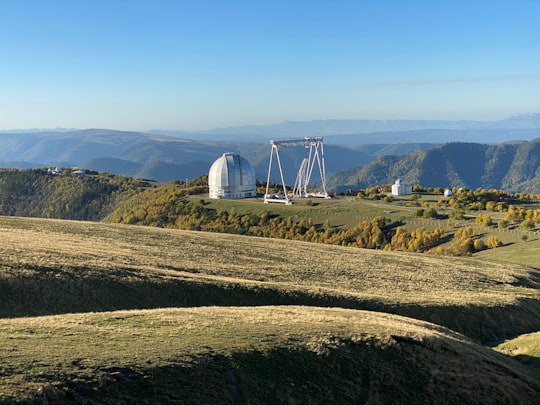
<box><xmin>1</xmin><ymin>0</ymin><xmax>539</xmax><ymax>131</ymax></box>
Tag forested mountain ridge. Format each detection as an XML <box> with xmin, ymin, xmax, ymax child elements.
<box><xmin>328</xmin><ymin>139</ymin><xmax>540</xmax><ymax>193</ymax></box>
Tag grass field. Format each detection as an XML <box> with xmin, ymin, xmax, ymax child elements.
<box><xmin>1</xmin><ymin>216</ymin><xmax>539</xmax><ymax>342</ymax></box>
<box><xmin>1</xmin><ymin>215</ymin><xmax>539</xmax><ymax>402</ymax></box>
<box><xmin>496</xmin><ymin>331</ymin><xmax>540</xmax><ymax>369</ymax></box>
<box><xmin>1</xmin><ymin>307</ymin><xmax>539</xmax><ymax>403</ymax></box>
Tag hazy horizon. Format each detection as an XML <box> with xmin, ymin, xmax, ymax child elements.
<box><xmin>1</xmin><ymin>112</ymin><xmax>539</xmax><ymax>135</ymax></box>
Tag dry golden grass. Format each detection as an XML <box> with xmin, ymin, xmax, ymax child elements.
<box><xmin>1</xmin><ymin>216</ymin><xmax>538</xmax><ymax>307</ymax></box>
<box><xmin>0</xmin><ymin>306</ymin><xmax>538</xmax><ymax>403</ymax></box>
<box><xmin>1</xmin><ymin>216</ymin><xmax>540</xmax><ymax>402</ymax></box>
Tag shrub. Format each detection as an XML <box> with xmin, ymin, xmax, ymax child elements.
<box><xmin>473</xmin><ymin>239</ymin><xmax>486</xmax><ymax>251</ymax></box>
<box><xmin>455</xmin><ymin>227</ymin><xmax>475</xmax><ymax>241</ymax></box>
<box><xmin>423</xmin><ymin>207</ymin><xmax>438</xmax><ymax>219</ymax></box>
<box><xmin>475</xmin><ymin>213</ymin><xmax>493</xmax><ymax>227</ymax></box>
<box><xmin>519</xmin><ymin>219</ymin><xmax>535</xmax><ymax>230</ymax></box>
<box><xmin>487</xmin><ymin>235</ymin><xmax>503</xmax><ymax>248</ymax></box>
<box><xmin>449</xmin><ymin>209</ymin><xmax>465</xmax><ymax>220</ymax></box>
<box><xmin>498</xmin><ymin>219</ymin><xmax>508</xmax><ymax>230</ymax></box>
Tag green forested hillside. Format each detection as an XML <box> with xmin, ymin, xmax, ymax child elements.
<box><xmin>0</xmin><ymin>168</ymin><xmax>149</xmax><ymax>220</ymax></box>
<box><xmin>328</xmin><ymin>139</ymin><xmax>540</xmax><ymax>193</ymax></box>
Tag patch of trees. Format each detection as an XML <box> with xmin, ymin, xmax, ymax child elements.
<box><xmin>502</xmin><ymin>205</ymin><xmax>540</xmax><ymax>230</ymax></box>
<box><xmin>428</xmin><ymin>226</ymin><xmax>502</xmax><ymax>256</ymax></box>
<box><xmin>385</xmin><ymin>226</ymin><xmax>444</xmax><ymax>253</ymax></box>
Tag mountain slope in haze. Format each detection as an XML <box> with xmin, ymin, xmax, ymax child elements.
<box><xmin>324</xmin><ymin>128</ymin><xmax>540</xmax><ymax>145</ymax></box>
<box><xmin>0</xmin><ymin>129</ymin><xmax>433</xmax><ymax>182</ymax></box>
<box><xmin>0</xmin><ymin>130</ymin><xmax>237</xmax><ymax>181</ymax></box>
<box><xmin>183</xmin><ymin>113</ymin><xmax>540</xmax><ymax>139</ymax></box>
<box><xmin>0</xmin><ymin>129</ymin><xmax>149</xmax><ymax>165</ymax></box>
<box><xmin>2</xmin><ymin>117</ymin><xmax>540</xmax><ymax>188</ymax></box>
<box><xmin>328</xmin><ymin>139</ymin><xmax>540</xmax><ymax>193</ymax></box>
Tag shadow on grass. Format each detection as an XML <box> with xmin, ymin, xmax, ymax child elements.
<box><xmin>510</xmin><ymin>353</ymin><xmax>540</xmax><ymax>369</ymax></box>
<box><xmin>1</xmin><ymin>264</ymin><xmax>540</xmax><ymax>345</ymax></box>
<box><xmin>28</xmin><ymin>337</ymin><xmax>540</xmax><ymax>405</ymax></box>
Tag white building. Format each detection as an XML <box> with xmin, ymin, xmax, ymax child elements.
<box><xmin>391</xmin><ymin>179</ymin><xmax>412</xmax><ymax>196</ymax></box>
<box><xmin>208</xmin><ymin>153</ymin><xmax>256</xmax><ymax>199</ymax></box>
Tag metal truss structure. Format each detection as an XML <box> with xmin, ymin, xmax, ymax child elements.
<box><xmin>264</xmin><ymin>137</ymin><xmax>329</xmax><ymax>204</ymax></box>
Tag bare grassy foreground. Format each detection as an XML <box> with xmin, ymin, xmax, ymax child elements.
<box><xmin>1</xmin><ymin>216</ymin><xmax>539</xmax><ymax>343</ymax></box>
<box><xmin>1</xmin><ymin>306</ymin><xmax>539</xmax><ymax>404</ymax></box>
<box><xmin>1</xmin><ymin>216</ymin><xmax>539</xmax><ymax>306</ymax></box>
<box><xmin>1</xmin><ymin>216</ymin><xmax>540</xmax><ymax>402</ymax></box>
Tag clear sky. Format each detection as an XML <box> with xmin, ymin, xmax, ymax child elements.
<box><xmin>1</xmin><ymin>0</ymin><xmax>539</xmax><ymax>131</ymax></box>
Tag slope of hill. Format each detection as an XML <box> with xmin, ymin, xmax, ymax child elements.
<box><xmin>0</xmin><ymin>216</ymin><xmax>539</xmax><ymax>402</ymax></box>
<box><xmin>2</xmin><ymin>307</ymin><xmax>538</xmax><ymax>404</ymax></box>
<box><xmin>496</xmin><ymin>331</ymin><xmax>540</xmax><ymax>369</ymax></box>
<box><xmin>328</xmin><ymin>139</ymin><xmax>540</xmax><ymax>193</ymax></box>
<box><xmin>2</xmin><ymin>216</ymin><xmax>539</xmax><ymax>343</ymax></box>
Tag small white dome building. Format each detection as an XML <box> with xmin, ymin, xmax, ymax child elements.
<box><xmin>444</xmin><ymin>189</ymin><xmax>453</xmax><ymax>197</ymax></box>
<box><xmin>208</xmin><ymin>153</ymin><xmax>256</xmax><ymax>199</ymax></box>
<box><xmin>391</xmin><ymin>179</ymin><xmax>412</xmax><ymax>196</ymax></box>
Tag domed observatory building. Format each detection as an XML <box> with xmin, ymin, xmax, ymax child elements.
<box><xmin>208</xmin><ymin>153</ymin><xmax>257</xmax><ymax>199</ymax></box>
<box><xmin>391</xmin><ymin>178</ymin><xmax>412</xmax><ymax>196</ymax></box>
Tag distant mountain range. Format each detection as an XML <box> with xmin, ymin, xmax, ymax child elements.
<box><xmin>150</xmin><ymin>113</ymin><xmax>540</xmax><ymax>142</ymax></box>
<box><xmin>327</xmin><ymin>139</ymin><xmax>540</xmax><ymax>194</ymax></box>
<box><xmin>1</xmin><ymin>114</ymin><xmax>540</xmax><ymax>192</ymax></box>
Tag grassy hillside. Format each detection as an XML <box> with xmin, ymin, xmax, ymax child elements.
<box><xmin>1</xmin><ymin>216</ymin><xmax>539</xmax><ymax>402</ymax></box>
<box><xmin>496</xmin><ymin>331</ymin><xmax>540</xmax><ymax>369</ymax></box>
<box><xmin>1</xmin><ymin>216</ymin><xmax>540</xmax><ymax>344</ymax></box>
<box><xmin>1</xmin><ymin>307</ymin><xmax>539</xmax><ymax>404</ymax></box>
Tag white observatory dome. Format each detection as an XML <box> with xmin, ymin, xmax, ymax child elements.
<box><xmin>208</xmin><ymin>153</ymin><xmax>256</xmax><ymax>199</ymax></box>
